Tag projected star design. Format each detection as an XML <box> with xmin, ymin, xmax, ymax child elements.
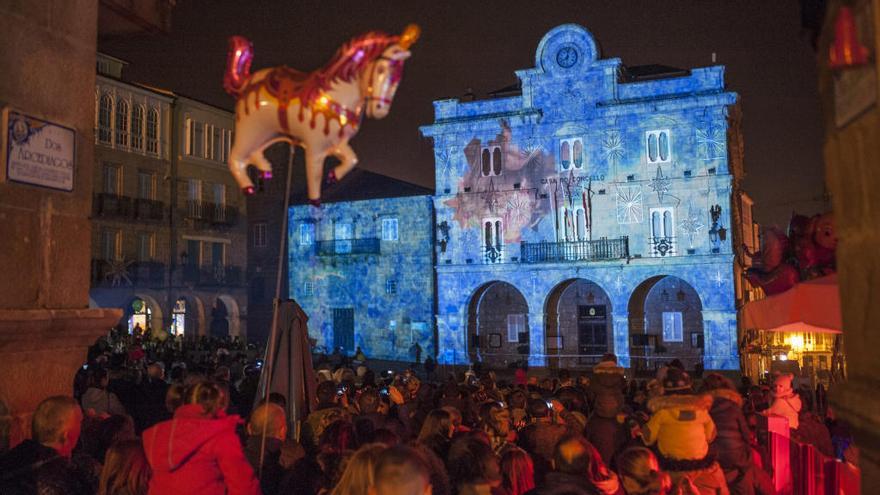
<box><xmin>649</xmin><ymin>166</ymin><xmax>679</xmax><ymax>205</ymax></box>
<box><xmin>678</xmin><ymin>204</ymin><xmax>705</xmax><ymax>248</ymax></box>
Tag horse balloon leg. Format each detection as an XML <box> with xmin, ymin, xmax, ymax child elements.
<box><xmin>248</xmin><ymin>149</ymin><xmax>274</xmax><ymax>180</ymax></box>
<box><xmin>328</xmin><ymin>141</ymin><xmax>358</xmax><ymax>186</ymax></box>
<box><xmin>227</xmin><ymin>144</ymin><xmax>255</xmax><ymax>195</ymax></box>
<box><xmin>305</xmin><ymin>150</ymin><xmax>328</xmax><ymax>206</ymax></box>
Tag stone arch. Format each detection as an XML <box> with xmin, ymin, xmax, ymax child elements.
<box><xmin>214</xmin><ymin>294</ymin><xmax>241</xmax><ymax>338</ymax></box>
<box><xmin>628</xmin><ymin>275</ymin><xmax>704</xmax><ymax>377</ymax></box>
<box><xmin>122</xmin><ymin>293</ymin><xmax>164</xmax><ymax>334</ymax></box>
<box><xmin>544</xmin><ymin>278</ymin><xmax>613</xmax><ymax>369</ymax></box>
<box><xmin>466</xmin><ymin>281</ymin><xmax>530</xmax><ymax>369</ymax></box>
<box><xmin>172</xmin><ymin>294</ymin><xmax>206</xmax><ymax>338</ymax></box>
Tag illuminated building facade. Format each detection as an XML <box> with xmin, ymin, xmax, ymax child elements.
<box><xmin>421</xmin><ymin>24</ymin><xmax>746</xmax><ymax>371</ymax></box>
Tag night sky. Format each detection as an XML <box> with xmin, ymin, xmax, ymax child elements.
<box><xmin>101</xmin><ymin>0</ymin><xmax>828</xmax><ymax>228</ymax></box>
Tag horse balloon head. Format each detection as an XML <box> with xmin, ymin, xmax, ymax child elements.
<box><xmin>364</xmin><ymin>24</ymin><xmax>420</xmax><ymax>119</ymax></box>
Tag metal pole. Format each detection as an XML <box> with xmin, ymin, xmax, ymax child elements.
<box><xmin>259</xmin><ymin>145</ymin><xmax>295</xmax><ymax>478</ymax></box>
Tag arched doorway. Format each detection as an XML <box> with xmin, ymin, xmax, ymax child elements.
<box><xmin>628</xmin><ymin>276</ymin><xmax>704</xmax><ymax>377</ymax></box>
<box><xmin>216</xmin><ymin>295</ymin><xmax>241</xmax><ymax>338</ymax></box>
<box><xmin>171</xmin><ymin>296</ymin><xmax>205</xmax><ymax>338</ymax></box>
<box><xmin>210</xmin><ymin>298</ymin><xmax>230</xmax><ymax>339</ymax></box>
<box><xmin>123</xmin><ymin>294</ymin><xmax>163</xmax><ymax>335</ymax></box>
<box><xmin>467</xmin><ymin>282</ymin><xmax>529</xmax><ymax>368</ymax></box>
<box><xmin>545</xmin><ymin>279</ymin><xmax>613</xmax><ymax>369</ymax></box>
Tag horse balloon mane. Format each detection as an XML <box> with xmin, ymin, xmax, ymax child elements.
<box><xmin>223</xmin><ymin>24</ymin><xmax>420</xmax><ymax>205</ymax></box>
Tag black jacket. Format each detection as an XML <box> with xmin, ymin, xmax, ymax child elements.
<box><xmin>706</xmin><ymin>389</ymin><xmax>752</xmax><ymax>470</ymax></box>
<box><xmin>0</xmin><ymin>440</ymin><xmax>94</xmax><ymax>495</ymax></box>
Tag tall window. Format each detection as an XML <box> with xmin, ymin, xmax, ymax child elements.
<box><xmin>559</xmin><ymin>138</ymin><xmax>584</xmax><ymax>170</ymax></box>
<box><xmin>101</xmin><ymin>229</ymin><xmax>122</xmax><ymax>260</ymax></box>
<box><xmin>558</xmin><ymin>207</ymin><xmax>587</xmax><ymax>241</ymax></box>
<box><xmin>115</xmin><ymin>99</ymin><xmax>129</xmax><ymax>147</ymax></box>
<box><xmin>146</xmin><ymin>108</ymin><xmax>159</xmax><ymax>154</ymax></box>
<box><xmin>482</xmin><ymin>217</ymin><xmax>503</xmax><ymax>262</ymax></box>
<box><xmin>575</xmin><ymin>208</ymin><xmax>587</xmax><ymax>240</ymax></box>
<box><xmin>188</xmin><ymin>179</ymin><xmax>203</xmax><ymax>218</ymax></box>
<box><xmin>507</xmin><ymin>314</ymin><xmax>525</xmax><ymax>342</ymax></box>
<box><xmin>131</xmin><ymin>105</ymin><xmax>144</xmax><ymax>150</ymax></box>
<box><xmin>303</xmin><ymin>281</ymin><xmax>314</xmax><ymax>296</ymax></box>
<box><xmin>211</xmin><ymin>242</ymin><xmax>225</xmax><ymax>267</ymax></box>
<box><xmin>334</xmin><ymin>222</ymin><xmax>353</xmax><ymax>254</ymax></box>
<box><xmin>253</xmin><ymin>223</ymin><xmax>267</xmax><ymax>248</ymax></box>
<box><xmin>98</xmin><ymin>94</ymin><xmax>113</xmax><ymax>143</ymax></box>
<box><xmin>662</xmin><ymin>312</ymin><xmax>683</xmax><ymax>342</ymax></box>
<box><xmin>650</xmin><ymin>207</ymin><xmax>675</xmax><ymax>257</ymax></box>
<box><xmin>103</xmin><ymin>165</ymin><xmax>121</xmax><ymax>195</ymax></box>
<box><xmin>193</xmin><ymin>121</ymin><xmax>204</xmax><ymax>157</ymax></box>
<box><xmin>382</xmin><ymin>218</ymin><xmax>399</xmax><ymax>241</ymax></box>
<box><xmin>646</xmin><ymin>130</ymin><xmax>671</xmax><ymax>164</ymax></box>
<box><xmin>137</xmin><ymin>171</ymin><xmax>155</xmax><ymax>200</ymax></box>
<box><xmin>137</xmin><ymin>232</ymin><xmax>155</xmax><ymax>261</ymax></box>
<box><xmin>480</xmin><ymin>146</ymin><xmax>502</xmax><ymax>176</ymax></box>
<box><xmin>299</xmin><ymin>223</ymin><xmax>315</xmax><ymax>245</ymax></box>
<box><xmin>385</xmin><ymin>279</ymin><xmax>398</xmax><ymax>295</ymax></box>
<box><xmin>211</xmin><ymin>127</ymin><xmax>222</xmax><ymax>161</ymax></box>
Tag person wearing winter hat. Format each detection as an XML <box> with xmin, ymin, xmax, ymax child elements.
<box><xmin>764</xmin><ymin>373</ymin><xmax>801</xmax><ymax>430</ymax></box>
<box><xmin>640</xmin><ymin>368</ymin><xmax>729</xmax><ymax>495</ymax></box>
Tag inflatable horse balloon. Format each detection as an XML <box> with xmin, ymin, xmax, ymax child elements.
<box><xmin>223</xmin><ymin>24</ymin><xmax>420</xmax><ymax>205</ymax></box>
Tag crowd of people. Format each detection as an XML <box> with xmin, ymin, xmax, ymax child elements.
<box><xmin>0</xmin><ymin>331</ymin><xmax>857</xmax><ymax>495</ymax></box>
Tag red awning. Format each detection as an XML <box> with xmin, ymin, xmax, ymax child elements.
<box><xmin>742</xmin><ymin>274</ymin><xmax>842</xmax><ymax>334</ymax></box>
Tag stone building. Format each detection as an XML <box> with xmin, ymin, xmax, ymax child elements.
<box><xmin>420</xmin><ymin>24</ymin><xmax>750</xmax><ymax>372</ymax></box>
<box><xmin>89</xmin><ymin>55</ymin><xmax>248</xmax><ymax>340</ymax></box>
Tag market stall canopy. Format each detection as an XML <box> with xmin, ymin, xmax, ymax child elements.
<box><xmin>742</xmin><ymin>274</ymin><xmax>841</xmax><ymax>334</ymax></box>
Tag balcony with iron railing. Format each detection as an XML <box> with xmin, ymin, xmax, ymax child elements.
<box><xmin>94</xmin><ymin>194</ymin><xmax>165</xmax><ymax>222</ymax></box>
<box><xmin>520</xmin><ymin>236</ymin><xmax>630</xmax><ymax>264</ymax></box>
<box><xmin>316</xmin><ymin>238</ymin><xmax>381</xmax><ymax>256</ymax></box>
<box><xmin>134</xmin><ymin>198</ymin><xmax>164</xmax><ymax>221</ymax></box>
<box><xmin>181</xmin><ymin>264</ymin><xmax>243</xmax><ymax>286</ymax></box>
<box><xmin>91</xmin><ymin>259</ymin><xmax>166</xmax><ymax>288</ymax></box>
<box><xmin>184</xmin><ymin>200</ymin><xmax>239</xmax><ymax>227</ymax></box>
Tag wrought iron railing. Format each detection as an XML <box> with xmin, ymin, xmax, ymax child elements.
<box><xmin>90</xmin><ymin>259</ymin><xmax>165</xmax><ymax>288</ymax></box>
<box><xmin>649</xmin><ymin>236</ymin><xmax>676</xmax><ymax>257</ymax></box>
<box><xmin>94</xmin><ymin>193</ymin><xmax>133</xmax><ymax>218</ymax></box>
<box><xmin>184</xmin><ymin>200</ymin><xmax>239</xmax><ymax>227</ymax></box>
<box><xmin>520</xmin><ymin>236</ymin><xmax>629</xmax><ymax>264</ymax></box>
<box><xmin>134</xmin><ymin>198</ymin><xmax>165</xmax><ymax>221</ymax></box>
<box><xmin>316</xmin><ymin>238</ymin><xmax>381</xmax><ymax>256</ymax></box>
<box><xmin>181</xmin><ymin>264</ymin><xmax>242</xmax><ymax>286</ymax></box>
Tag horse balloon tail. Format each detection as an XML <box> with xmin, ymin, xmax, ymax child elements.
<box><xmin>224</xmin><ymin>36</ymin><xmax>254</xmax><ymax>97</ymax></box>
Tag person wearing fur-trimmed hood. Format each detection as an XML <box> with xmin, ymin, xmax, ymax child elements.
<box><xmin>640</xmin><ymin>368</ymin><xmax>729</xmax><ymax>495</ymax></box>
<box><xmin>700</xmin><ymin>374</ymin><xmax>755</xmax><ymax>495</ymax></box>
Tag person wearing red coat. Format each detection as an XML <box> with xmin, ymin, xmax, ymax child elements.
<box><xmin>142</xmin><ymin>381</ymin><xmax>261</xmax><ymax>495</ymax></box>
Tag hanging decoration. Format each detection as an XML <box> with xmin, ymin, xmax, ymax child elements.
<box><xmin>223</xmin><ymin>24</ymin><xmax>420</xmax><ymax>205</ymax></box>
<box><xmin>829</xmin><ymin>7</ymin><xmax>869</xmax><ymax>70</ymax></box>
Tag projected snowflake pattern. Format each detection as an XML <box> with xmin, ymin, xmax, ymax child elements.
<box><xmin>506</xmin><ymin>195</ymin><xmax>530</xmax><ymax>227</ymax></box>
<box><xmin>616</xmin><ymin>185</ymin><xmax>643</xmax><ymax>224</ymax></box>
<box><xmin>696</xmin><ymin>127</ymin><xmax>726</xmax><ymax>159</ymax></box>
<box><xmin>649</xmin><ymin>166</ymin><xmax>679</xmax><ymax>205</ymax></box>
<box><xmin>603</xmin><ymin>130</ymin><xmax>624</xmax><ymax>165</ymax></box>
<box><xmin>678</xmin><ymin>204</ymin><xmax>705</xmax><ymax>248</ymax></box>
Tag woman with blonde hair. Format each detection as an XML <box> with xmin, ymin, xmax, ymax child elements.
<box><xmin>98</xmin><ymin>439</ymin><xmax>151</xmax><ymax>495</ymax></box>
<box><xmin>329</xmin><ymin>443</ymin><xmax>386</xmax><ymax>495</ymax></box>
<box><xmin>498</xmin><ymin>447</ymin><xmax>535</xmax><ymax>495</ymax></box>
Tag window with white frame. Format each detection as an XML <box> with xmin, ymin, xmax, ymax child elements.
<box><xmin>507</xmin><ymin>314</ymin><xmax>525</xmax><ymax>342</ymax></box>
<box><xmin>382</xmin><ymin>218</ymin><xmax>399</xmax><ymax>241</ymax></box>
<box><xmin>98</xmin><ymin>94</ymin><xmax>113</xmax><ymax>143</ymax></box>
<box><xmin>137</xmin><ymin>232</ymin><xmax>155</xmax><ymax>261</ymax></box>
<box><xmin>146</xmin><ymin>108</ymin><xmax>159</xmax><ymax>154</ymax></box>
<box><xmin>131</xmin><ymin>105</ymin><xmax>144</xmax><ymax>150</ymax></box>
<box><xmin>559</xmin><ymin>138</ymin><xmax>584</xmax><ymax>170</ymax></box>
<box><xmin>115</xmin><ymin>99</ymin><xmax>129</xmax><ymax>147</ymax></box>
<box><xmin>480</xmin><ymin>146</ymin><xmax>502</xmax><ymax>176</ymax></box>
<box><xmin>646</xmin><ymin>130</ymin><xmax>671</xmax><ymax>164</ymax></box>
<box><xmin>662</xmin><ymin>311</ymin><xmax>683</xmax><ymax>342</ymax></box>
<box><xmin>211</xmin><ymin>126</ymin><xmax>222</xmax><ymax>161</ymax></box>
<box><xmin>187</xmin><ymin>179</ymin><xmax>203</xmax><ymax>218</ymax></box>
<box><xmin>101</xmin><ymin>229</ymin><xmax>122</xmax><ymax>260</ymax></box>
<box><xmin>482</xmin><ymin>218</ymin><xmax>503</xmax><ymax>261</ymax></box>
<box><xmin>303</xmin><ymin>281</ymin><xmax>314</xmax><ymax>296</ymax></box>
<box><xmin>385</xmin><ymin>279</ymin><xmax>398</xmax><ymax>295</ymax></box>
<box><xmin>225</xmin><ymin>130</ymin><xmax>233</xmax><ymax>161</ymax></box>
<box><xmin>649</xmin><ymin>207</ymin><xmax>675</xmax><ymax>257</ymax></box>
<box><xmin>558</xmin><ymin>207</ymin><xmax>587</xmax><ymax>241</ymax></box>
<box><xmin>254</xmin><ymin>223</ymin><xmax>267</xmax><ymax>248</ymax></box>
<box><xmin>193</xmin><ymin>121</ymin><xmax>204</xmax><ymax>157</ymax></box>
<box><xmin>299</xmin><ymin>223</ymin><xmax>315</xmax><ymax>245</ymax></box>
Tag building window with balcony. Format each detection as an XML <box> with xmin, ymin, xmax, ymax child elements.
<box><xmin>482</xmin><ymin>217</ymin><xmax>503</xmax><ymax>263</ymax></box>
<box><xmin>187</xmin><ymin>179</ymin><xmax>203</xmax><ymax>219</ymax></box>
<box><xmin>382</xmin><ymin>218</ymin><xmax>399</xmax><ymax>241</ymax></box>
<box><xmin>386</xmin><ymin>279</ymin><xmax>397</xmax><ymax>295</ymax></box>
<box><xmin>300</xmin><ymin>223</ymin><xmax>315</xmax><ymax>246</ymax></box>
<box><xmin>480</xmin><ymin>146</ymin><xmax>502</xmax><ymax>177</ymax></box>
<box><xmin>131</xmin><ymin>105</ymin><xmax>144</xmax><ymax>150</ymax></box>
<box><xmin>254</xmin><ymin>223</ymin><xmax>267</xmax><ymax>248</ymax></box>
<box><xmin>560</xmin><ymin>138</ymin><xmax>584</xmax><ymax>170</ymax></box>
<box><xmin>101</xmin><ymin>229</ymin><xmax>122</xmax><ymax>260</ymax></box>
<box><xmin>115</xmin><ymin>99</ymin><xmax>129</xmax><ymax>147</ymax></box>
<box><xmin>662</xmin><ymin>311</ymin><xmax>683</xmax><ymax>342</ymax></box>
<box><xmin>138</xmin><ymin>171</ymin><xmax>156</xmax><ymax>200</ymax></box>
<box><xmin>650</xmin><ymin>207</ymin><xmax>675</xmax><ymax>257</ymax></box>
<box><xmin>137</xmin><ymin>232</ymin><xmax>155</xmax><ymax>261</ymax></box>
<box><xmin>646</xmin><ymin>130</ymin><xmax>671</xmax><ymax>164</ymax></box>
<box><xmin>507</xmin><ymin>314</ymin><xmax>525</xmax><ymax>342</ymax></box>
<box><xmin>146</xmin><ymin>108</ymin><xmax>159</xmax><ymax>154</ymax></box>
<box><xmin>104</xmin><ymin>164</ymin><xmax>121</xmax><ymax>195</ymax></box>
<box><xmin>98</xmin><ymin>93</ymin><xmax>113</xmax><ymax>144</ymax></box>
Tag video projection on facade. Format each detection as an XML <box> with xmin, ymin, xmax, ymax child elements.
<box><xmin>422</xmin><ymin>24</ymin><xmax>741</xmax><ymax>371</ymax></box>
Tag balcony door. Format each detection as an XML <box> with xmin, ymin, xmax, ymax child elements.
<box><xmin>333</xmin><ymin>308</ymin><xmax>354</xmax><ymax>352</ymax></box>
<box><xmin>335</xmin><ymin>222</ymin><xmax>353</xmax><ymax>254</ymax></box>
<box><xmin>577</xmin><ymin>305</ymin><xmax>608</xmax><ymax>363</ymax></box>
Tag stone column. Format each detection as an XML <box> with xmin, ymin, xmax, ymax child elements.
<box><xmin>612</xmin><ymin>314</ymin><xmax>630</xmax><ymax>368</ymax></box>
<box><xmin>701</xmin><ymin>310</ymin><xmax>739</xmax><ymax>370</ymax></box>
<box><xmin>528</xmin><ymin>312</ymin><xmax>545</xmax><ymax>367</ymax></box>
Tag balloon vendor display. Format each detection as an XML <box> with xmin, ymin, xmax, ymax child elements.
<box><xmin>223</xmin><ymin>24</ymin><xmax>420</xmax><ymax>205</ymax></box>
